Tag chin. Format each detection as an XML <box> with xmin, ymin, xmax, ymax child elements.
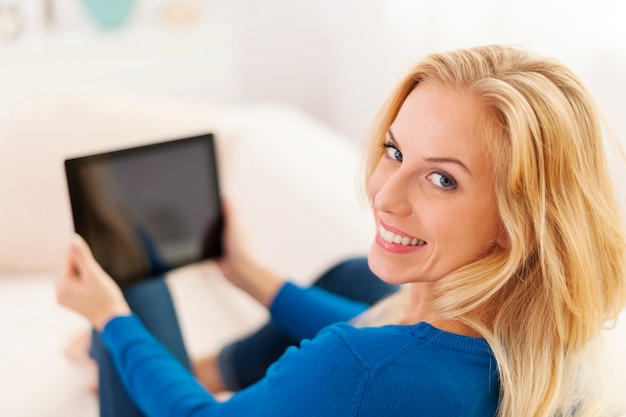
<box><xmin>367</xmin><ymin>251</ymin><xmax>409</xmax><ymax>286</ymax></box>
<box><xmin>367</xmin><ymin>245</ymin><xmax>443</xmax><ymax>286</ymax></box>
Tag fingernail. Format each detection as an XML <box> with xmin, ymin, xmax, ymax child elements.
<box><xmin>72</xmin><ymin>233</ymin><xmax>82</xmax><ymax>248</ymax></box>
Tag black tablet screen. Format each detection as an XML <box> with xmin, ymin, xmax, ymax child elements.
<box><xmin>64</xmin><ymin>134</ymin><xmax>223</xmax><ymax>287</ymax></box>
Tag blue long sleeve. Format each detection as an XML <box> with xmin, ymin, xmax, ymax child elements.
<box><xmin>269</xmin><ymin>282</ymin><xmax>368</xmax><ymax>340</ymax></box>
<box><xmin>101</xmin><ymin>315</ymin><xmax>218</xmax><ymax>416</ymax></box>
<box><xmin>101</xmin><ymin>314</ymin><xmax>375</xmax><ymax>416</ymax></box>
<box><xmin>100</xmin><ymin>283</ymin><xmax>500</xmax><ymax>417</ymax></box>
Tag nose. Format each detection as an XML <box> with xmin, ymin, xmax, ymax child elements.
<box><xmin>371</xmin><ymin>171</ymin><xmax>412</xmax><ymax>217</ymax></box>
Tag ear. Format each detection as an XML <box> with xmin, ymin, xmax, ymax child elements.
<box><xmin>496</xmin><ymin>227</ymin><xmax>510</xmax><ymax>249</ymax></box>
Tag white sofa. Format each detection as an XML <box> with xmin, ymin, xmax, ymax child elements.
<box><xmin>0</xmin><ymin>93</ymin><xmax>374</xmax><ymax>416</ymax></box>
<box><xmin>1</xmin><ymin>93</ymin><xmax>624</xmax><ymax>416</ymax></box>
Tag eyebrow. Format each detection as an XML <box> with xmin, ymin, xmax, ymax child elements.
<box><xmin>386</xmin><ymin>128</ymin><xmax>472</xmax><ymax>176</ymax></box>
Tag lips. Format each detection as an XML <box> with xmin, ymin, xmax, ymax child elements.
<box><xmin>378</xmin><ymin>224</ymin><xmax>426</xmax><ymax>247</ymax></box>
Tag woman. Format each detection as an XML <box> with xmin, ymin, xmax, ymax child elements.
<box><xmin>57</xmin><ymin>44</ymin><xmax>626</xmax><ymax>416</ymax></box>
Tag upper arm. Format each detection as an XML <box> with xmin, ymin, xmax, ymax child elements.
<box><xmin>213</xmin><ymin>326</ymin><xmax>369</xmax><ymax>417</ymax></box>
<box><xmin>270</xmin><ymin>282</ymin><xmax>368</xmax><ymax>340</ymax></box>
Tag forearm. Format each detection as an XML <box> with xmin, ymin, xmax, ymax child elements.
<box><xmin>269</xmin><ymin>282</ymin><xmax>368</xmax><ymax>341</ymax></box>
<box><xmin>102</xmin><ymin>314</ymin><xmax>366</xmax><ymax>417</ymax></box>
<box><xmin>102</xmin><ymin>314</ymin><xmax>219</xmax><ymax>416</ymax></box>
<box><xmin>230</xmin><ymin>261</ymin><xmax>284</xmax><ymax>308</ymax></box>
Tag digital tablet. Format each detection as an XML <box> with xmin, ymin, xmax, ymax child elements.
<box><xmin>64</xmin><ymin>133</ymin><xmax>223</xmax><ymax>287</ymax></box>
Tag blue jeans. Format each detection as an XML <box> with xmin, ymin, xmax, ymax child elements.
<box><xmin>91</xmin><ymin>257</ymin><xmax>397</xmax><ymax>415</ymax></box>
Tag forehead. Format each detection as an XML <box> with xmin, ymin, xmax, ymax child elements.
<box><xmin>390</xmin><ymin>82</ymin><xmax>493</xmax><ymax>163</ymax></box>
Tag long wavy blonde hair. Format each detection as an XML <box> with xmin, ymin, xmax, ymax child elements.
<box><xmin>364</xmin><ymin>45</ymin><xmax>626</xmax><ymax>417</ymax></box>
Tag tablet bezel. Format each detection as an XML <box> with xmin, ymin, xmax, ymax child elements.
<box><xmin>64</xmin><ymin>133</ymin><xmax>223</xmax><ymax>287</ymax></box>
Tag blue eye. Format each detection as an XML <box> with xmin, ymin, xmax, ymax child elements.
<box><xmin>428</xmin><ymin>171</ymin><xmax>457</xmax><ymax>189</ymax></box>
<box><xmin>383</xmin><ymin>143</ymin><xmax>403</xmax><ymax>162</ymax></box>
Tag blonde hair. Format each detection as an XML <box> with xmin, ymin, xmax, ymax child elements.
<box><xmin>364</xmin><ymin>45</ymin><xmax>626</xmax><ymax>417</ymax></box>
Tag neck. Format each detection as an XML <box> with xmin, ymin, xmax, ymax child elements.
<box><xmin>399</xmin><ymin>282</ymin><xmax>434</xmax><ymax>323</ymax></box>
<box><xmin>402</xmin><ymin>283</ymin><xmax>480</xmax><ymax>337</ymax></box>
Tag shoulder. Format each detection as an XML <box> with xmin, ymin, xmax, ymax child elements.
<box><xmin>326</xmin><ymin>321</ymin><xmax>495</xmax><ymax>367</ymax></box>
<box><xmin>325</xmin><ymin>323</ymin><xmax>499</xmax><ymax>416</ymax></box>
<box><xmin>262</xmin><ymin>322</ymin><xmax>499</xmax><ymax>416</ymax></box>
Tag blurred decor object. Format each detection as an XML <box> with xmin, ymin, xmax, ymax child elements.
<box><xmin>81</xmin><ymin>0</ymin><xmax>135</xmax><ymax>30</ymax></box>
<box><xmin>0</xmin><ymin>3</ymin><xmax>21</xmax><ymax>41</ymax></box>
<box><xmin>43</xmin><ymin>0</ymin><xmax>55</xmax><ymax>29</ymax></box>
<box><xmin>160</xmin><ymin>1</ymin><xmax>200</xmax><ymax>28</ymax></box>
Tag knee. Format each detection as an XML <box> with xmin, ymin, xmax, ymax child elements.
<box><xmin>313</xmin><ymin>257</ymin><xmax>398</xmax><ymax>304</ymax></box>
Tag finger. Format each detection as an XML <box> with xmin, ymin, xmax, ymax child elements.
<box><xmin>221</xmin><ymin>195</ymin><xmax>231</xmax><ymax>213</ymax></box>
<box><xmin>56</xmin><ymin>246</ymin><xmax>79</xmax><ymax>303</ymax></box>
<box><xmin>215</xmin><ymin>258</ymin><xmax>233</xmax><ymax>281</ymax></box>
<box><xmin>71</xmin><ymin>233</ymin><xmax>98</xmax><ymax>273</ymax></box>
<box><xmin>59</xmin><ymin>236</ymin><xmax>82</xmax><ymax>280</ymax></box>
<box><xmin>220</xmin><ymin>197</ymin><xmax>232</xmax><ymax>225</ymax></box>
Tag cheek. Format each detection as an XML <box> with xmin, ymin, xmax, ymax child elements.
<box><xmin>427</xmin><ymin>203</ymin><xmax>499</xmax><ymax>248</ymax></box>
<box><xmin>452</xmin><ymin>204</ymin><xmax>502</xmax><ymax>252</ymax></box>
<box><xmin>367</xmin><ymin>167</ymin><xmax>384</xmax><ymax>201</ymax></box>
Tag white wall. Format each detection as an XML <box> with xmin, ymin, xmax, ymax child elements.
<box><xmin>214</xmin><ymin>0</ymin><xmax>626</xmax><ymax>144</ymax></box>
<box><xmin>2</xmin><ymin>0</ymin><xmax>625</xmax><ymax>187</ymax></box>
<box><xmin>3</xmin><ymin>1</ymin><xmax>624</xmax><ymax>139</ymax></box>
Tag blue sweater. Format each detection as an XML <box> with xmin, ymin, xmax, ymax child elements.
<box><xmin>102</xmin><ymin>282</ymin><xmax>500</xmax><ymax>416</ymax></box>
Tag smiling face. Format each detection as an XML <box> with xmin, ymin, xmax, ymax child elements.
<box><xmin>367</xmin><ymin>82</ymin><xmax>508</xmax><ymax>286</ymax></box>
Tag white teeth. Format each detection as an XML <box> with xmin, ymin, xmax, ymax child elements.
<box><xmin>378</xmin><ymin>225</ymin><xmax>425</xmax><ymax>247</ymax></box>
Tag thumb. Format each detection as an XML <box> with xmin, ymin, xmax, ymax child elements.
<box><xmin>71</xmin><ymin>234</ymin><xmax>98</xmax><ymax>275</ymax></box>
<box><xmin>221</xmin><ymin>197</ymin><xmax>232</xmax><ymax>222</ymax></box>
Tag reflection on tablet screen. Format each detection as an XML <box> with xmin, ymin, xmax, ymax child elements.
<box><xmin>64</xmin><ymin>134</ymin><xmax>223</xmax><ymax>287</ymax></box>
